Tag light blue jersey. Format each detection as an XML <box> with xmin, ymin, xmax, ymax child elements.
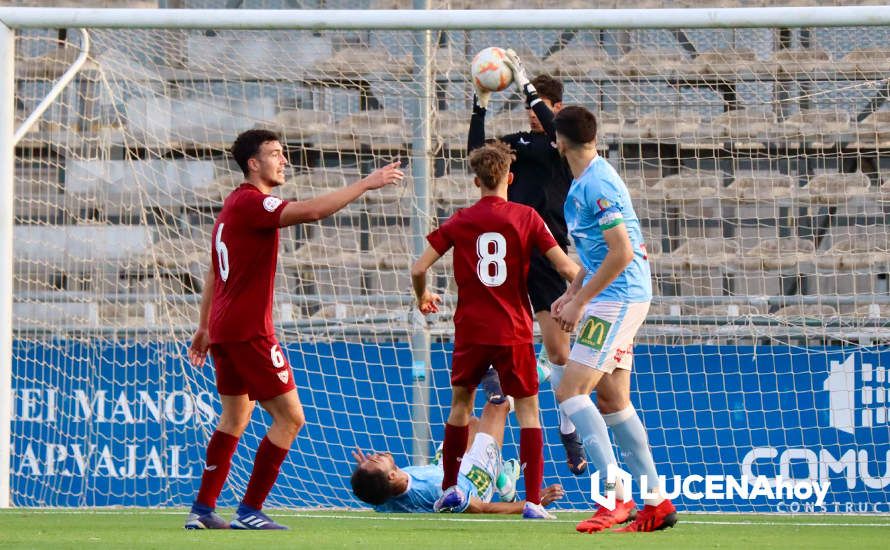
<box><xmin>564</xmin><ymin>156</ymin><xmax>652</xmax><ymax>302</ymax></box>
<box><xmin>373</xmin><ymin>465</ymin><xmax>476</xmax><ymax>513</ymax></box>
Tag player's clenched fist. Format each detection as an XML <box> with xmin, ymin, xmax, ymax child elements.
<box><xmin>362</xmin><ymin>161</ymin><xmax>405</xmax><ymax>190</ymax></box>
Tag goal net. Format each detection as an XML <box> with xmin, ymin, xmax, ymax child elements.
<box><xmin>8</xmin><ymin>6</ymin><xmax>890</xmax><ymax>513</ymax></box>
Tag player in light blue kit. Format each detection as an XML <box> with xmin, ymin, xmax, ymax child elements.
<box><xmin>350</xmin><ymin>398</ymin><xmax>564</xmax><ymax>514</ymax></box>
<box><xmin>550</xmin><ymin>105</ymin><xmax>677</xmax><ymax>534</ymax></box>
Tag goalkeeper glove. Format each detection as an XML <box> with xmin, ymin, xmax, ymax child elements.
<box><xmin>504</xmin><ymin>48</ymin><xmax>531</xmax><ymax>90</ymax></box>
<box><xmin>472</xmin><ymin>81</ymin><xmax>492</xmax><ymax>110</ymax></box>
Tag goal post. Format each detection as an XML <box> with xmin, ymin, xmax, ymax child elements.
<box><xmin>3</xmin><ymin>6</ymin><xmax>890</xmax><ymax>512</ymax></box>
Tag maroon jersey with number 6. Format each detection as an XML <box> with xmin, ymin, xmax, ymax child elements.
<box><xmin>426</xmin><ymin>195</ymin><xmax>558</xmax><ymax>346</ymax></box>
<box><xmin>209</xmin><ymin>183</ymin><xmax>288</xmax><ymax>343</ymax></box>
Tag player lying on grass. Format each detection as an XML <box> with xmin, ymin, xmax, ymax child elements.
<box><xmin>351</xmin><ymin>393</ymin><xmax>565</xmax><ymax>514</ymax></box>
<box><xmin>410</xmin><ymin>141</ymin><xmax>579</xmax><ymax>519</ymax></box>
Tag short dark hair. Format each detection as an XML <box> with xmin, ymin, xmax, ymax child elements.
<box><xmin>231</xmin><ymin>128</ymin><xmax>281</xmax><ymax>177</ymax></box>
<box><xmin>469</xmin><ymin>141</ymin><xmax>515</xmax><ymax>190</ymax></box>
<box><xmin>531</xmin><ymin>74</ymin><xmax>563</xmax><ymax>104</ymax></box>
<box><xmin>554</xmin><ymin>105</ymin><xmax>597</xmax><ymax>146</ymax></box>
<box><xmin>351</xmin><ymin>466</ymin><xmax>392</xmax><ymax>506</ymax></box>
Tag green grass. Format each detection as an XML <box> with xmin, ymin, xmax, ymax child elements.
<box><xmin>1</xmin><ymin>509</ymin><xmax>889</xmax><ymax>549</ymax></box>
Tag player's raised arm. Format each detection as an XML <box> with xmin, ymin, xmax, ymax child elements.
<box><xmin>503</xmin><ymin>48</ymin><xmax>557</xmax><ymax>144</ymax></box>
<box><xmin>467</xmin><ymin>84</ymin><xmax>490</xmax><ymax>153</ymax></box>
<box><xmin>278</xmin><ymin>162</ymin><xmax>404</xmax><ymax>226</ymax></box>
<box><xmin>410</xmin><ymin>246</ymin><xmax>443</xmax><ymax>315</ymax></box>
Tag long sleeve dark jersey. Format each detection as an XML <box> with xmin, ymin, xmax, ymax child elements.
<box><xmin>467</xmin><ymin>89</ymin><xmax>573</xmax><ymax>249</ymax></box>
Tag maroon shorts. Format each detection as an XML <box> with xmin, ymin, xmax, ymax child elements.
<box><xmin>450</xmin><ymin>341</ymin><xmax>538</xmax><ymax>399</ymax></box>
<box><xmin>210</xmin><ymin>335</ymin><xmax>296</xmax><ymax>401</ymax></box>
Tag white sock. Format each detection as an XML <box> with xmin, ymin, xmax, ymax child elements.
<box><xmin>603</xmin><ymin>405</ymin><xmax>664</xmax><ymax>506</ymax></box>
<box><xmin>549</xmin><ymin>362</ymin><xmax>577</xmax><ymax>434</ymax></box>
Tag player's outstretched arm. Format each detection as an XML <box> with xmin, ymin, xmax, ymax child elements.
<box><xmin>278</xmin><ymin>162</ymin><xmax>404</xmax><ymax>226</ymax></box>
<box><xmin>410</xmin><ymin>246</ymin><xmax>443</xmax><ymax>315</ymax></box>
<box><xmin>467</xmin><ymin>90</ymin><xmax>489</xmax><ymax>153</ymax></box>
<box><xmin>465</xmin><ymin>484</ymin><xmax>565</xmax><ymax>514</ymax></box>
<box><xmin>188</xmin><ymin>267</ymin><xmax>215</xmax><ymax>367</ymax></box>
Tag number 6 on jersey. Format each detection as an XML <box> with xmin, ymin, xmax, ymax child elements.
<box><xmin>477</xmin><ymin>232</ymin><xmax>507</xmax><ymax>287</ymax></box>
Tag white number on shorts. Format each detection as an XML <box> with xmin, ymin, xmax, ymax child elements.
<box><xmin>270</xmin><ymin>344</ymin><xmax>285</xmax><ymax>369</ymax></box>
<box><xmin>476</xmin><ymin>232</ymin><xmax>507</xmax><ymax>287</ymax></box>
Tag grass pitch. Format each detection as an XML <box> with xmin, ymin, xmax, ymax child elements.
<box><xmin>1</xmin><ymin>509</ymin><xmax>888</xmax><ymax>549</ymax></box>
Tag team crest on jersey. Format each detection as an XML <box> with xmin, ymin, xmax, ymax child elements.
<box><xmin>263</xmin><ymin>196</ymin><xmax>283</xmax><ymax>212</ymax></box>
<box><xmin>277</xmin><ymin>370</ymin><xmax>289</xmax><ymax>384</ymax></box>
<box><xmin>596</xmin><ymin>198</ymin><xmax>612</xmax><ymax>211</ymax></box>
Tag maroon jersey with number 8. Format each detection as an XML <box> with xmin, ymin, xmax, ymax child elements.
<box><xmin>426</xmin><ymin>195</ymin><xmax>558</xmax><ymax>346</ymax></box>
<box><xmin>209</xmin><ymin>183</ymin><xmax>288</xmax><ymax>343</ymax></box>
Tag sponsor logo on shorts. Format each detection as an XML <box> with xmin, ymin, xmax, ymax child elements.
<box><xmin>577</xmin><ymin>315</ymin><xmax>612</xmax><ymax>350</ymax></box>
<box><xmin>277</xmin><ymin>370</ymin><xmax>289</xmax><ymax>384</ymax></box>
<box><xmin>613</xmin><ymin>345</ymin><xmax>633</xmax><ymax>363</ymax></box>
<box><xmin>464</xmin><ymin>465</ymin><xmax>492</xmax><ymax>498</ymax></box>
<box><xmin>263</xmin><ymin>196</ymin><xmax>283</xmax><ymax>212</ymax></box>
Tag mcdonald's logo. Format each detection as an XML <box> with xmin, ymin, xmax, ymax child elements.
<box><xmin>577</xmin><ymin>315</ymin><xmax>612</xmax><ymax>350</ymax></box>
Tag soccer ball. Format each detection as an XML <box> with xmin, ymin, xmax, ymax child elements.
<box><xmin>471</xmin><ymin>47</ymin><xmax>513</xmax><ymax>92</ymax></box>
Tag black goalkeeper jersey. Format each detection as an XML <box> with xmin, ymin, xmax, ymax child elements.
<box><xmin>467</xmin><ymin>98</ymin><xmax>572</xmax><ymax>250</ymax></box>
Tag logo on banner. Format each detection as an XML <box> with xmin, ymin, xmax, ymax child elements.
<box><xmin>825</xmin><ymin>354</ymin><xmax>887</xmax><ymax>434</ymax></box>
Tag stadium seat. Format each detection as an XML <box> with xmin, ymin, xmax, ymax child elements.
<box><xmin>730</xmin><ymin>237</ymin><xmax>816</xmax><ymax>271</ymax></box>
<box><xmin>650</xmin><ymin>170</ymin><xmax>724</xmax><ymax>201</ymax></box>
<box><xmin>546</xmin><ymin>47</ymin><xmax>611</xmax><ymax>77</ymax></box>
<box><xmin>708</xmin><ymin>108</ymin><xmax>778</xmax><ymax>143</ymax></box>
<box><xmin>65</xmin><ymin>159</ymin><xmax>218</xmax><ymax>210</ymax></box>
<box><xmin>697</xmin><ymin>303</ymin><xmax>767</xmax><ymax>317</ymax></box>
<box><xmin>814</xmin><ymin>234</ymin><xmax>890</xmax><ymax>270</ymax></box>
<box><xmin>850</xmin><ymin>303</ymin><xmax>890</xmax><ymax>319</ymax></box>
<box><xmin>657</xmin><ymin>237</ymin><xmax>739</xmax><ymax>271</ymax></box>
<box><xmin>15</xmin><ymin>224</ymin><xmax>154</xmax><ymax>271</ymax></box>
<box><xmin>610</xmin><ymin>48</ymin><xmax>688</xmax><ymax>77</ymax></box>
<box><xmin>778</xmin><ymin>109</ymin><xmax>854</xmax><ymax>145</ymax></box>
<box><xmin>309</xmin><ymin>46</ymin><xmax>412</xmax><ymax>80</ymax></box>
<box><xmin>854</xmin><ymin>110</ymin><xmax>890</xmax><ymax>148</ymax></box>
<box><xmin>690</xmin><ymin>49</ymin><xmax>775</xmax><ymax>78</ymax></box>
<box><xmin>838</xmin><ymin>48</ymin><xmax>890</xmax><ymax>78</ymax></box>
<box><xmin>771</xmin><ymin>47</ymin><xmax>833</xmax><ymax>76</ymax></box>
<box><xmin>168</xmin><ymin>97</ymin><xmax>276</xmax><ymax>147</ymax></box>
<box><xmin>800</xmin><ymin>172</ymin><xmax>872</xmax><ymax>204</ymax></box>
<box><xmin>269</xmin><ymin>109</ymin><xmax>335</xmax><ymax>143</ymax></box>
<box><xmin>433</xmin><ymin>110</ymin><xmax>471</xmax><ymax>153</ymax></box>
<box><xmin>773</xmin><ymin>304</ymin><xmax>838</xmax><ymax>320</ymax></box>
<box><xmin>432</xmin><ymin>174</ymin><xmax>476</xmax><ymax>210</ymax></box>
<box><xmin>333</xmin><ymin>110</ymin><xmax>408</xmax><ymax>150</ymax></box>
<box><xmin>622</xmin><ymin>112</ymin><xmax>703</xmax><ymax>141</ymax></box>
<box><xmin>722</xmin><ymin>171</ymin><xmax>797</xmax><ymax>202</ymax></box>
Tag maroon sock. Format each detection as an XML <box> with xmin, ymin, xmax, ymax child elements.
<box><xmin>241</xmin><ymin>436</ymin><xmax>290</xmax><ymax>510</ymax></box>
<box><xmin>195</xmin><ymin>430</ymin><xmax>240</xmax><ymax>509</ymax></box>
<box><xmin>520</xmin><ymin>427</ymin><xmax>544</xmax><ymax>505</ymax></box>
<box><xmin>441</xmin><ymin>423</ymin><xmax>469</xmax><ymax>490</ymax></box>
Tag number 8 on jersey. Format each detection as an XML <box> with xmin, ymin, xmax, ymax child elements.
<box><xmin>477</xmin><ymin>232</ymin><xmax>507</xmax><ymax>287</ymax></box>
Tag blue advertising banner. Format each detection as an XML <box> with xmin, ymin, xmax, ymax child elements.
<box><xmin>10</xmin><ymin>340</ymin><xmax>890</xmax><ymax>512</ymax></box>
